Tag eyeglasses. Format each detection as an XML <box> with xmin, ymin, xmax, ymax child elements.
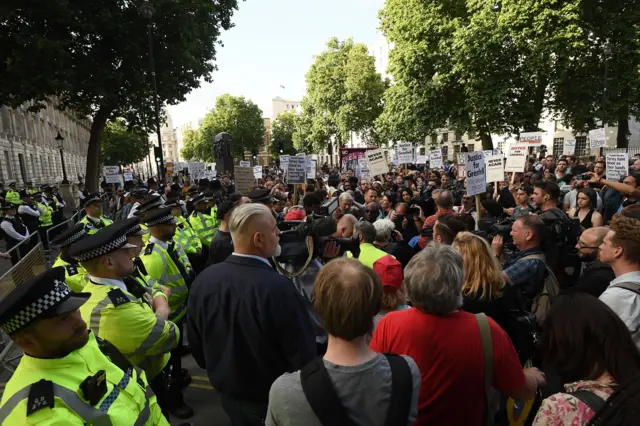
<box><xmin>577</xmin><ymin>240</ymin><xmax>599</xmax><ymax>249</ymax></box>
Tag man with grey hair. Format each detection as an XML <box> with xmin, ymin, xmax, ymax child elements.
<box><xmin>371</xmin><ymin>242</ymin><xmax>547</xmax><ymax>425</ymax></box>
<box><xmin>347</xmin><ymin>221</ymin><xmax>391</xmax><ymax>269</ymax></box>
<box><xmin>373</xmin><ymin>218</ymin><xmax>413</xmax><ymax>267</ymax></box>
<box><xmin>188</xmin><ymin>203</ymin><xmax>316</xmax><ymax>425</ymax></box>
<box><xmin>336</xmin><ymin>191</ymin><xmax>365</xmax><ymax>218</ymax></box>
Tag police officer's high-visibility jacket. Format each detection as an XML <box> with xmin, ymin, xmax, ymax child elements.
<box><xmin>5</xmin><ymin>190</ymin><xmax>20</xmax><ymax>205</ymax></box>
<box><xmin>132</xmin><ymin>257</ymin><xmax>168</xmax><ymax>304</ymax></box>
<box><xmin>79</xmin><ymin>215</ymin><xmax>113</xmax><ymax>235</ymax></box>
<box><xmin>189</xmin><ymin>210</ymin><xmax>217</xmax><ymax>246</ymax></box>
<box><xmin>79</xmin><ymin>278</ymin><xmax>179</xmax><ymax>379</ymax></box>
<box><xmin>175</xmin><ymin>215</ymin><xmax>202</xmax><ymax>255</ymax></box>
<box><xmin>0</xmin><ymin>331</ymin><xmax>169</xmax><ymax>426</ymax></box>
<box><xmin>36</xmin><ymin>201</ymin><xmax>53</xmax><ymax>227</ymax></box>
<box><xmin>52</xmin><ymin>256</ymin><xmax>88</xmax><ymax>292</ymax></box>
<box><xmin>141</xmin><ymin>224</ymin><xmax>152</xmax><ymax>244</ymax></box>
<box><xmin>346</xmin><ymin>243</ymin><xmax>393</xmax><ymax>269</ymax></box>
<box><xmin>141</xmin><ymin>239</ymin><xmax>190</xmax><ymax>323</ymax></box>
<box><xmin>27</xmin><ymin>187</ymin><xmax>38</xmax><ymax>195</ymax></box>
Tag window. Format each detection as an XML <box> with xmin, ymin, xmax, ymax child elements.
<box><xmin>430</xmin><ymin>134</ymin><xmax>437</xmax><ymax>146</ymax></box>
<box><xmin>48</xmin><ymin>156</ymin><xmax>54</xmax><ymax>177</ymax></box>
<box><xmin>575</xmin><ymin>136</ymin><xmax>588</xmax><ymax>157</ymax></box>
<box><xmin>18</xmin><ymin>153</ymin><xmax>27</xmax><ymax>183</ymax></box>
<box><xmin>467</xmin><ymin>144</ymin><xmax>475</xmax><ymax>152</ymax></box>
<box><xmin>455</xmin><ymin>132</ymin><xmax>462</xmax><ymax>141</ymax></box>
<box><xmin>4</xmin><ymin>151</ymin><xmax>13</xmax><ymax>179</ymax></box>
<box><xmin>30</xmin><ymin>154</ymin><xmax>36</xmax><ymax>180</ymax></box>
<box><xmin>442</xmin><ymin>132</ymin><xmax>449</xmax><ymax>143</ymax></box>
<box><xmin>553</xmin><ymin>137</ymin><xmax>564</xmax><ymax>158</ymax></box>
<box><xmin>442</xmin><ymin>146</ymin><xmax>449</xmax><ymax>161</ymax></box>
<box><xmin>453</xmin><ymin>145</ymin><xmax>460</xmax><ymax>156</ymax></box>
<box><xmin>419</xmin><ymin>147</ymin><xmax>425</xmax><ymax>155</ymax></box>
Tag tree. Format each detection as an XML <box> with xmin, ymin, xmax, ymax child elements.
<box><xmin>301</xmin><ymin>38</ymin><xmax>387</xmax><ymax>153</ymax></box>
<box><xmin>101</xmin><ymin>119</ymin><xmax>150</xmax><ymax>166</ymax></box>
<box><xmin>0</xmin><ymin>0</ymin><xmax>239</xmax><ymax>190</ymax></box>
<box><xmin>180</xmin><ymin>94</ymin><xmax>265</xmax><ymax>162</ymax></box>
<box><xmin>270</xmin><ymin>110</ymin><xmax>298</xmax><ymax>158</ymax></box>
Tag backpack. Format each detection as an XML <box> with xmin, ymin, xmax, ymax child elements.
<box><xmin>573</xmin><ymin>376</ymin><xmax>640</xmax><ymax>426</ymax></box>
<box><xmin>611</xmin><ymin>282</ymin><xmax>640</xmax><ymax>297</ymax></box>
<box><xmin>300</xmin><ymin>354</ymin><xmax>413</xmax><ymax>426</ymax></box>
<box><xmin>519</xmin><ymin>254</ymin><xmax>560</xmax><ymax>324</ymax></box>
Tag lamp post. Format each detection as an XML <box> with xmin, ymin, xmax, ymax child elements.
<box><xmin>601</xmin><ymin>40</ymin><xmax>611</xmax><ymax>155</ymax></box>
<box><xmin>139</xmin><ymin>1</ymin><xmax>165</xmax><ymax>182</ymax></box>
<box><xmin>55</xmin><ymin>132</ymin><xmax>69</xmax><ymax>184</ymax></box>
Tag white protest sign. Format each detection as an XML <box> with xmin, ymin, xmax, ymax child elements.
<box><xmin>366</xmin><ymin>148</ymin><xmax>389</xmax><ymax>177</ymax></box>
<box><xmin>457</xmin><ymin>164</ymin><xmax>466</xmax><ymax>179</ymax></box>
<box><xmin>485</xmin><ymin>155</ymin><xmax>504</xmax><ymax>183</ymax></box>
<box><xmin>464</xmin><ymin>152</ymin><xmax>487</xmax><ymax>196</ymax></box>
<box><xmin>253</xmin><ymin>165</ymin><xmax>263</xmax><ymax>180</ymax></box>
<box><xmin>429</xmin><ymin>149</ymin><xmax>443</xmax><ymax>169</ymax></box>
<box><xmin>606</xmin><ymin>153</ymin><xmax>629</xmax><ymax>181</ymax></box>
<box><xmin>188</xmin><ymin>161</ymin><xmax>205</xmax><ymax>179</ymax></box>
<box><xmin>204</xmin><ymin>171</ymin><xmax>215</xmax><ymax>179</ymax></box>
<box><xmin>234</xmin><ymin>167</ymin><xmax>256</xmax><ymax>194</ymax></box>
<box><xmin>483</xmin><ymin>150</ymin><xmax>493</xmax><ymax>158</ymax></box>
<box><xmin>306</xmin><ymin>159</ymin><xmax>317</xmax><ymax>180</ymax></box>
<box><xmin>589</xmin><ymin>128</ymin><xmax>606</xmax><ymax>149</ymax></box>
<box><xmin>392</xmin><ymin>152</ymin><xmax>399</xmax><ymax>166</ymax></box>
<box><xmin>287</xmin><ymin>155</ymin><xmax>307</xmax><ymax>184</ymax></box>
<box><xmin>123</xmin><ymin>172</ymin><xmax>133</xmax><ymax>182</ymax></box>
<box><xmin>396</xmin><ymin>143</ymin><xmax>414</xmax><ymax>164</ymax></box>
<box><xmin>563</xmin><ymin>139</ymin><xmax>576</xmax><ymax>155</ymax></box>
<box><xmin>239</xmin><ymin>160</ymin><xmax>250</xmax><ymax>167</ymax></box>
<box><xmin>280</xmin><ymin>155</ymin><xmax>290</xmax><ymax>171</ymax></box>
<box><xmin>103</xmin><ymin>166</ymin><xmax>120</xmax><ymax>184</ymax></box>
<box><xmin>519</xmin><ymin>132</ymin><xmax>545</xmax><ymax>146</ymax></box>
<box><xmin>416</xmin><ymin>155</ymin><xmax>428</xmax><ymax>165</ymax></box>
<box><xmin>505</xmin><ymin>144</ymin><xmax>529</xmax><ymax>173</ymax></box>
<box><xmin>360</xmin><ymin>166</ymin><xmax>371</xmax><ymax>179</ymax></box>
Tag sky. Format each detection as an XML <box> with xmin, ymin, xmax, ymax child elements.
<box><xmin>167</xmin><ymin>0</ymin><xmax>386</xmax><ymax>128</ymax></box>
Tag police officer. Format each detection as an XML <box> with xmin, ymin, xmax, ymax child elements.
<box><xmin>185</xmin><ymin>187</ymin><xmax>200</xmax><ymax>216</ymax></box>
<box><xmin>4</xmin><ymin>182</ymin><xmax>21</xmax><ymax>205</ymax></box>
<box><xmin>0</xmin><ymin>202</ymin><xmax>29</xmax><ymax>265</ymax></box>
<box><xmin>25</xmin><ymin>181</ymin><xmax>38</xmax><ymax>195</ymax></box>
<box><xmin>51</xmin><ymin>224</ymin><xmax>89</xmax><ymax>293</ymax></box>
<box><xmin>167</xmin><ymin>197</ymin><xmax>203</xmax><ymax>274</ymax></box>
<box><xmin>68</xmin><ymin>220</ymin><xmax>184</xmax><ymax>419</ymax></box>
<box><xmin>140</xmin><ymin>208</ymin><xmax>194</xmax><ymax>417</ymax></box>
<box><xmin>133</xmin><ymin>195</ymin><xmax>165</xmax><ymax>244</ymax></box>
<box><xmin>78</xmin><ymin>193</ymin><xmax>113</xmax><ymax>234</ymax></box>
<box><xmin>0</xmin><ymin>267</ymin><xmax>169</xmax><ymax>425</ymax></box>
<box><xmin>17</xmin><ymin>190</ymin><xmax>41</xmax><ymax>251</ymax></box>
<box><xmin>127</xmin><ymin>189</ymin><xmax>148</xmax><ymax>218</ymax></box>
<box><xmin>189</xmin><ymin>194</ymin><xmax>216</xmax><ymax>260</ymax></box>
<box><xmin>43</xmin><ymin>186</ymin><xmax>65</xmax><ymax>227</ymax></box>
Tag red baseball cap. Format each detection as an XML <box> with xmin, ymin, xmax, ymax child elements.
<box><xmin>373</xmin><ymin>255</ymin><xmax>403</xmax><ymax>293</ymax></box>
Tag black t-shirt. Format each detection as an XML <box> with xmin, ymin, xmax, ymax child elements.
<box><xmin>462</xmin><ymin>284</ymin><xmax>521</xmax><ymax>345</ymax></box>
<box><xmin>206</xmin><ymin>229</ymin><xmax>234</xmax><ymax>266</ymax></box>
<box><xmin>540</xmin><ymin>207</ymin><xmax>567</xmax><ymax>221</ymax></box>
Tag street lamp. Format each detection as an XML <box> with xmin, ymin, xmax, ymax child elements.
<box><xmin>55</xmin><ymin>132</ymin><xmax>69</xmax><ymax>184</ymax></box>
<box><xmin>601</xmin><ymin>40</ymin><xmax>611</xmax><ymax>155</ymax></box>
<box><xmin>139</xmin><ymin>1</ymin><xmax>165</xmax><ymax>182</ymax></box>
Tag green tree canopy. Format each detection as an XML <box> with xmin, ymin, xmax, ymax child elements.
<box><xmin>270</xmin><ymin>110</ymin><xmax>298</xmax><ymax>158</ymax></box>
<box><xmin>181</xmin><ymin>94</ymin><xmax>265</xmax><ymax>162</ymax></box>
<box><xmin>301</xmin><ymin>37</ymin><xmax>387</xmax><ymax>153</ymax></box>
<box><xmin>101</xmin><ymin>119</ymin><xmax>150</xmax><ymax>166</ymax></box>
<box><xmin>0</xmin><ymin>0</ymin><xmax>239</xmax><ymax>190</ymax></box>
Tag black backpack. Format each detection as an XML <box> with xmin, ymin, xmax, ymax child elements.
<box><xmin>300</xmin><ymin>354</ymin><xmax>413</xmax><ymax>426</ymax></box>
<box><xmin>570</xmin><ymin>376</ymin><xmax>640</xmax><ymax>426</ymax></box>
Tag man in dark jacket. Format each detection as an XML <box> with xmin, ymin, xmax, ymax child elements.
<box><xmin>188</xmin><ymin>203</ymin><xmax>315</xmax><ymax>425</ymax></box>
<box><xmin>572</xmin><ymin>227</ymin><xmax>615</xmax><ymax>297</ymax></box>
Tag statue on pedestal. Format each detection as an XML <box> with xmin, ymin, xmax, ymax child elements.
<box><xmin>214</xmin><ymin>132</ymin><xmax>234</xmax><ymax>176</ymax></box>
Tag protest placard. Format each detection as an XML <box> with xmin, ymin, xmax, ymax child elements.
<box><xmin>589</xmin><ymin>128</ymin><xmax>606</xmax><ymax>149</ymax></box>
<box><xmin>234</xmin><ymin>167</ymin><xmax>256</xmax><ymax>194</ymax></box>
<box><xmin>606</xmin><ymin>153</ymin><xmax>629</xmax><ymax>181</ymax></box>
<box><xmin>103</xmin><ymin>166</ymin><xmax>120</xmax><ymax>184</ymax></box>
<box><xmin>188</xmin><ymin>162</ymin><xmax>205</xmax><ymax>179</ymax></box>
<box><xmin>485</xmin><ymin>155</ymin><xmax>504</xmax><ymax>183</ymax></box>
<box><xmin>287</xmin><ymin>156</ymin><xmax>307</xmax><ymax>184</ymax></box>
<box><xmin>563</xmin><ymin>139</ymin><xmax>576</xmax><ymax>155</ymax></box>
<box><xmin>253</xmin><ymin>165</ymin><xmax>263</xmax><ymax>180</ymax></box>
<box><xmin>396</xmin><ymin>143</ymin><xmax>413</xmax><ymax>164</ymax></box>
<box><xmin>519</xmin><ymin>132</ymin><xmax>546</xmax><ymax>146</ymax></box>
<box><xmin>416</xmin><ymin>155</ymin><xmax>428</xmax><ymax>165</ymax></box>
<box><xmin>123</xmin><ymin>172</ymin><xmax>133</xmax><ymax>182</ymax></box>
<box><xmin>457</xmin><ymin>164</ymin><xmax>466</xmax><ymax>179</ymax></box>
<box><xmin>366</xmin><ymin>148</ymin><xmax>389</xmax><ymax>177</ymax></box>
<box><xmin>307</xmin><ymin>159</ymin><xmax>317</xmax><ymax>180</ymax></box>
<box><xmin>429</xmin><ymin>149</ymin><xmax>443</xmax><ymax>169</ymax></box>
<box><xmin>280</xmin><ymin>155</ymin><xmax>290</xmax><ymax>171</ymax></box>
<box><xmin>239</xmin><ymin>160</ymin><xmax>250</xmax><ymax>168</ymax></box>
<box><xmin>464</xmin><ymin>152</ymin><xmax>487</xmax><ymax>196</ymax></box>
<box><xmin>505</xmin><ymin>144</ymin><xmax>528</xmax><ymax>172</ymax></box>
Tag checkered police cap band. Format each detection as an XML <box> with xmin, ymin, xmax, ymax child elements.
<box><xmin>126</xmin><ymin>224</ymin><xmax>142</xmax><ymax>235</ymax></box>
<box><xmin>146</xmin><ymin>213</ymin><xmax>174</xmax><ymax>227</ymax></box>
<box><xmin>72</xmin><ymin>234</ymin><xmax>128</xmax><ymax>262</ymax></box>
<box><xmin>1</xmin><ymin>279</ymin><xmax>71</xmax><ymax>334</ymax></box>
<box><xmin>56</xmin><ymin>230</ymin><xmax>86</xmax><ymax>248</ymax></box>
<box><xmin>143</xmin><ymin>199</ymin><xmax>164</xmax><ymax>210</ymax></box>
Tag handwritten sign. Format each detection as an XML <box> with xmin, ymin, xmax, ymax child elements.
<box><xmin>123</xmin><ymin>172</ymin><xmax>133</xmax><ymax>182</ymax></box>
<box><xmin>429</xmin><ymin>149</ymin><xmax>443</xmax><ymax>169</ymax></box>
<box><xmin>253</xmin><ymin>165</ymin><xmax>263</xmax><ymax>180</ymax></box>
<box><xmin>589</xmin><ymin>128</ymin><xmax>606</xmax><ymax>149</ymax></box>
<box><xmin>280</xmin><ymin>155</ymin><xmax>290</xmax><ymax>171</ymax></box>
<box><xmin>396</xmin><ymin>143</ymin><xmax>413</xmax><ymax>164</ymax></box>
<box><xmin>563</xmin><ymin>139</ymin><xmax>576</xmax><ymax>155</ymax></box>
<box><xmin>505</xmin><ymin>144</ymin><xmax>528</xmax><ymax>173</ymax></box>
<box><xmin>464</xmin><ymin>152</ymin><xmax>486</xmax><ymax>196</ymax></box>
<box><xmin>239</xmin><ymin>160</ymin><xmax>250</xmax><ymax>168</ymax></box>
<box><xmin>606</xmin><ymin>153</ymin><xmax>629</xmax><ymax>181</ymax></box>
<box><xmin>103</xmin><ymin>166</ymin><xmax>120</xmax><ymax>184</ymax></box>
<box><xmin>287</xmin><ymin>156</ymin><xmax>307</xmax><ymax>184</ymax></box>
<box><xmin>366</xmin><ymin>148</ymin><xmax>389</xmax><ymax>177</ymax></box>
<box><xmin>234</xmin><ymin>167</ymin><xmax>256</xmax><ymax>194</ymax></box>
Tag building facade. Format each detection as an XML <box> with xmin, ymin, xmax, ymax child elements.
<box><xmin>271</xmin><ymin>97</ymin><xmax>300</xmax><ymax>120</ymax></box>
<box><xmin>0</xmin><ymin>103</ymin><xmax>90</xmax><ymax>186</ymax></box>
<box><xmin>160</xmin><ymin>113</ymin><xmax>180</xmax><ymax>164</ymax></box>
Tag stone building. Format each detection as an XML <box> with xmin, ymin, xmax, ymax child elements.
<box><xmin>0</xmin><ymin>103</ymin><xmax>90</xmax><ymax>186</ymax></box>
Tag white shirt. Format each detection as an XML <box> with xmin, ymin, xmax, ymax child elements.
<box><xmin>78</xmin><ymin>191</ymin><xmax>86</xmax><ymax>200</ymax></box>
<box><xmin>17</xmin><ymin>205</ymin><xmax>40</xmax><ymax>217</ymax></box>
<box><xmin>0</xmin><ymin>216</ymin><xmax>28</xmax><ymax>241</ymax></box>
<box><xmin>231</xmin><ymin>253</ymin><xmax>271</xmax><ymax>266</ymax></box>
<box><xmin>88</xmin><ymin>275</ymin><xmax>128</xmax><ymax>293</ymax></box>
<box><xmin>149</xmin><ymin>236</ymin><xmax>169</xmax><ymax>251</ymax></box>
<box><xmin>600</xmin><ymin>270</ymin><xmax>640</xmax><ymax>351</ymax></box>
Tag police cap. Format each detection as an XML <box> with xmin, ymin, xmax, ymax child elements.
<box><xmin>68</xmin><ymin>220</ymin><xmax>137</xmax><ymax>262</ymax></box>
<box><xmin>81</xmin><ymin>193</ymin><xmax>101</xmax><ymax>208</ymax></box>
<box><xmin>51</xmin><ymin>223</ymin><xmax>87</xmax><ymax>248</ymax></box>
<box><xmin>0</xmin><ymin>267</ymin><xmax>90</xmax><ymax>335</ymax></box>
<box><xmin>247</xmin><ymin>188</ymin><xmax>276</xmax><ymax>204</ymax></box>
<box><xmin>121</xmin><ymin>216</ymin><xmax>149</xmax><ymax>237</ymax></box>
<box><xmin>134</xmin><ymin>195</ymin><xmax>164</xmax><ymax>216</ymax></box>
<box><xmin>191</xmin><ymin>194</ymin><xmax>212</xmax><ymax>206</ymax></box>
<box><xmin>143</xmin><ymin>207</ymin><xmax>177</xmax><ymax>227</ymax></box>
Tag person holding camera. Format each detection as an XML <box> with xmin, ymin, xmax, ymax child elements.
<box><xmin>491</xmin><ymin>215</ymin><xmax>547</xmax><ymax>308</ymax></box>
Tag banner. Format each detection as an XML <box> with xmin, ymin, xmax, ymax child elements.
<box><xmin>123</xmin><ymin>172</ymin><xmax>133</xmax><ymax>182</ymax></box>
<box><xmin>396</xmin><ymin>143</ymin><xmax>414</xmax><ymax>164</ymax></box>
<box><xmin>485</xmin><ymin>155</ymin><xmax>504</xmax><ymax>183</ymax></box>
<box><xmin>239</xmin><ymin>160</ymin><xmax>250</xmax><ymax>167</ymax></box>
<box><xmin>429</xmin><ymin>149</ymin><xmax>443</xmax><ymax>169</ymax></box>
<box><xmin>505</xmin><ymin>144</ymin><xmax>528</xmax><ymax>173</ymax></box>
<box><xmin>253</xmin><ymin>165</ymin><xmax>263</xmax><ymax>180</ymax></box>
<box><xmin>464</xmin><ymin>152</ymin><xmax>487</xmax><ymax>196</ymax></box>
<box><xmin>234</xmin><ymin>166</ymin><xmax>256</xmax><ymax>194</ymax></box>
<box><xmin>606</xmin><ymin>153</ymin><xmax>629</xmax><ymax>181</ymax></box>
<box><xmin>287</xmin><ymin>156</ymin><xmax>307</xmax><ymax>184</ymax></box>
<box><xmin>280</xmin><ymin>155</ymin><xmax>290</xmax><ymax>171</ymax></box>
<box><xmin>366</xmin><ymin>148</ymin><xmax>389</xmax><ymax>177</ymax></box>
<box><xmin>103</xmin><ymin>166</ymin><xmax>120</xmax><ymax>184</ymax></box>
<box><xmin>589</xmin><ymin>128</ymin><xmax>606</xmax><ymax>149</ymax></box>
<box><xmin>519</xmin><ymin>132</ymin><xmax>545</xmax><ymax>146</ymax></box>
<box><xmin>563</xmin><ymin>139</ymin><xmax>576</xmax><ymax>155</ymax></box>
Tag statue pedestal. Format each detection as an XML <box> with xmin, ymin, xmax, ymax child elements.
<box><xmin>58</xmin><ymin>183</ymin><xmax>79</xmax><ymax>213</ymax></box>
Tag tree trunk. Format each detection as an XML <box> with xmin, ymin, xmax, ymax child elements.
<box><xmin>523</xmin><ymin>75</ymin><xmax>549</xmax><ymax>132</ymax></box>
<box><xmin>617</xmin><ymin>116</ymin><xmax>630</xmax><ymax>149</ymax></box>
<box><xmin>85</xmin><ymin>106</ymin><xmax>113</xmax><ymax>192</ymax></box>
